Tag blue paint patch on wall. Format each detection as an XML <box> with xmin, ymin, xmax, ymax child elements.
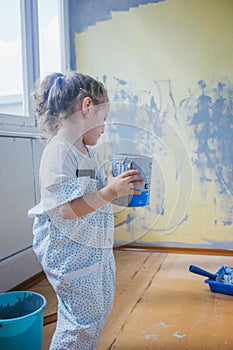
<box><xmin>70</xmin><ymin>0</ymin><xmax>165</xmax><ymax>34</ymax></box>
<box><xmin>181</xmin><ymin>79</ymin><xmax>233</xmax><ymax>227</ymax></box>
<box><xmin>187</xmin><ymin>80</ymin><xmax>233</xmax><ymax>196</ymax></box>
<box><xmin>69</xmin><ymin>0</ymin><xmax>165</xmax><ymax>69</ymax></box>
<box><xmin>108</xmin><ymin>75</ymin><xmax>233</xmax><ymax>240</ymax></box>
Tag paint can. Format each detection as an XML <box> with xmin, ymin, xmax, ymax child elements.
<box><xmin>112</xmin><ymin>153</ymin><xmax>153</xmax><ymax>207</ymax></box>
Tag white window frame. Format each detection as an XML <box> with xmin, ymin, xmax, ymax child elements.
<box><xmin>0</xmin><ymin>0</ymin><xmax>70</xmax><ymax>134</ymax></box>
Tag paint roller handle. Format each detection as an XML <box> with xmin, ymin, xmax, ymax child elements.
<box><xmin>189</xmin><ymin>265</ymin><xmax>218</xmax><ymax>280</ymax></box>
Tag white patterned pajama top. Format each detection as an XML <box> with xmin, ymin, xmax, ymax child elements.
<box><xmin>28</xmin><ymin>135</ymin><xmax>115</xmax><ymax>350</ymax></box>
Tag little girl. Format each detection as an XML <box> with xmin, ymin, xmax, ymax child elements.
<box><xmin>28</xmin><ymin>72</ymin><xmax>143</xmax><ymax>350</ymax></box>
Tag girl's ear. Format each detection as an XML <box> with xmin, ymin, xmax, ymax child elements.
<box><xmin>82</xmin><ymin>97</ymin><xmax>93</xmax><ymax>117</ymax></box>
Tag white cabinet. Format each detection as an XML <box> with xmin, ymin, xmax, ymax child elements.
<box><xmin>0</xmin><ymin>136</ymin><xmax>44</xmax><ymax>292</ymax></box>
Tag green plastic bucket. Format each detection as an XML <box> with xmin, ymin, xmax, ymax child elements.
<box><xmin>0</xmin><ymin>291</ymin><xmax>47</xmax><ymax>350</ymax></box>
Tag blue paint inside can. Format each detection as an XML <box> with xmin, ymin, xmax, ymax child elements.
<box><xmin>112</xmin><ymin>154</ymin><xmax>153</xmax><ymax>207</ymax></box>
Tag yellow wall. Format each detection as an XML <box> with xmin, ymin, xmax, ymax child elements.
<box><xmin>73</xmin><ymin>0</ymin><xmax>233</xmax><ymax>248</ymax></box>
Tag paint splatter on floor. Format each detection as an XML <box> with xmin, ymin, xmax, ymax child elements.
<box><xmin>142</xmin><ymin>321</ymin><xmax>171</xmax><ymax>340</ymax></box>
<box><xmin>142</xmin><ymin>322</ymin><xmax>187</xmax><ymax>342</ymax></box>
<box><xmin>173</xmin><ymin>331</ymin><xmax>186</xmax><ymax>339</ymax></box>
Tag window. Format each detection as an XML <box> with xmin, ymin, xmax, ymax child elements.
<box><xmin>38</xmin><ymin>0</ymin><xmax>61</xmax><ymax>81</ymax></box>
<box><xmin>0</xmin><ymin>0</ymin><xmax>67</xmax><ymax>131</ymax></box>
<box><xmin>0</xmin><ymin>0</ymin><xmax>24</xmax><ymax>117</ymax></box>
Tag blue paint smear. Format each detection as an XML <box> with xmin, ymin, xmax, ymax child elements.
<box><xmin>114</xmin><ymin>213</ymin><xmax>135</xmax><ymax>229</ymax></box>
<box><xmin>188</xmin><ymin>80</ymin><xmax>233</xmax><ymax>198</ymax></box>
<box><xmin>223</xmin><ymin>220</ymin><xmax>232</xmax><ymax>227</ymax></box>
<box><xmin>102</xmin><ymin>74</ymin><xmax>107</xmax><ymax>84</ymax></box>
<box><xmin>182</xmin><ymin>79</ymin><xmax>233</xmax><ymax>226</ymax></box>
<box><xmin>109</xmin><ymin>76</ymin><xmax>233</xmax><ymax>232</ymax></box>
<box><xmin>114</xmin><ymin>77</ymin><xmax>127</xmax><ymax>86</ymax></box>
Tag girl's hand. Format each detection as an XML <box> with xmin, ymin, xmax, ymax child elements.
<box><xmin>106</xmin><ymin>170</ymin><xmax>144</xmax><ymax>199</ymax></box>
<box><xmin>59</xmin><ymin>170</ymin><xmax>144</xmax><ymax>220</ymax></box>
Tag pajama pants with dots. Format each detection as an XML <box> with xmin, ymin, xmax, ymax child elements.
<box><xmin>33</xmin><ymin>216</ymin><xmax>115</xmax><ymax>350</ymax></box>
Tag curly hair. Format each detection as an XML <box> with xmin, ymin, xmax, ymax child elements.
<box><xmin>32</xmin><ymin>72</ymin><xmax>109</xmax><ymax>135</ymax></box>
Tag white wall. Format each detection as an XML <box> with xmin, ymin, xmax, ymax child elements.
<box><xmin>0</xmin><ymin>134</ymin><xmax>44</xmax><ymax>292</ymax></box>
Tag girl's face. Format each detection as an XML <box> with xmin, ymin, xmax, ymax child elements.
<box><xmin>83</xmin><ymin>104</ymin><xmax>108</xmax><ymax>146</ymax></box>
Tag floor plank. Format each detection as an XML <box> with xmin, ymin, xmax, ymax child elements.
<box><xmin>99</xmin><ymin>253</ymin><xmax>233</xmax><ymax>350</ymax></box>
<box><xmin>28</xmin><ymin>274</ymin><xmax>57</xmax><ymax>324</ymax></box>
<box><xmin>29</xmin><ymin>250</ymin><xmax>233</xmax><ymax>350</ymax></box>
<box><xmin>43</xmin><ymin>323</ymin><xmax>56</xmax><ymax>350</ymax></box>
<box><xmin>96</xmin><ymin>251</ymin><xmax>167</xmax><ymax>349</ymax></box>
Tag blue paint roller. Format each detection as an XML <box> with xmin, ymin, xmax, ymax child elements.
<box><xmin>189</xmin><ymin>265</ymin><xmax>218</xmax><ymax>280</ymax></box>
<box><xmin>189</xmin><ymin>264</ymin><xmax>233</xmax><ymax>296</ymax></box>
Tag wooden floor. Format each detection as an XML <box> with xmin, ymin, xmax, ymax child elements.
<box><xmin>27</xmin><ymin>249</ymin><xmax>233</xmax><ymax>350</ymax></box>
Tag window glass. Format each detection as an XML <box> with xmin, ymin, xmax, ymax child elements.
<box><xmin>38</xmin><ymin>0</ymin><xmax>61</xmax><ymax>80</ymax></box>
<box><xmin>0</xmin><ymin>0</ymin><xmax>61</xmax><ymax>122</ymax></box>
<box><xmin>0</xmin><ymin>0</ymin><xmax>23</xmax><ymax>115</ymax></box>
